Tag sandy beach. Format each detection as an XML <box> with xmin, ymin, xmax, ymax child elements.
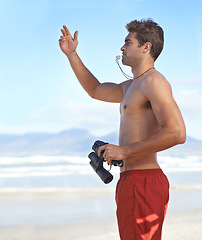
<box><xmin>0</xmin><ymin>189</ymin><xmax>202</xmax><ymax>240</ymax></box>
<box><xmin>0</xmin><ymin>209</ymin><xmax>202</xmax><ymax>240</ymax></box>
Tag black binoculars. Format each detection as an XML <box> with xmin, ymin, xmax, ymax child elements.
<box><xmin>88</xmin><ymin>140</ymin><xmax>124</xmax><ymax>184</ymax></box>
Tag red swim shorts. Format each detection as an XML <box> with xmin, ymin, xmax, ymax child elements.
<box><xmin>115</xmin><ymin>169</ymin><xmax>169</xmax><ymax>240</ymax></box>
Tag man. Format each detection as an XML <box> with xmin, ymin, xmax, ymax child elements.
<box><xmin>59</xmin><ymin>19</ymin><xmax>186</xmax><ymax>240</ymax></box>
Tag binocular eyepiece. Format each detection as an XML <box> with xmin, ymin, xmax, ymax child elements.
<box><xmin>88</xmin><ymin>140</ymin><xmax>124</xmax><ymax>184</ymax></box>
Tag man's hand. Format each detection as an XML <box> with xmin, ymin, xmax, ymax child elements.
<box><xmin>59</xmin><ymin>25</ymin><xmax>78</xmax><ymax>57</ymax></box>
<box><xmin>98</xmin><ymin>144</ymin><xmax>126</xmax><ymax>165</ymax></box>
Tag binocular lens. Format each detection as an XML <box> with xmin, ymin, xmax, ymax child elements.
<box><xmin>89</xmin><ymin>152</ymin><xmax>113</xmax><ymax>184</ymax></box>
<box><xmin>97</xmin><ymin>168</ymin><xmax>113</xmax><ymax>184</ymax></box>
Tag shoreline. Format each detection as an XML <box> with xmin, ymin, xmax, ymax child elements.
<box><xmin>0</xmin><ymin>188</ymin><xmax>202</xmax><ymax>239</ymax></box>
<box><xmin>0</xmin><ymin>209</ymin><xmax>201</xmax><ymax>240</ymax></box>
<box><xmin>0</xmin><ymin>189</ymin><xmax>202</xmax><ymax>239</ymax></box>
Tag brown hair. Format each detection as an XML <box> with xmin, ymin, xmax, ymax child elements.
<box><xmin>126</xmin><ymin>19</ymin><xmax>164</xmax><ymax>61</ymax></box>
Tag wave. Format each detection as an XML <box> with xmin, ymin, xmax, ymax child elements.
<box><xmin>158</xmin><ymin>155</ymin><xmax>202</xmax><ymax>172</ymax></box>
<box><xmin>0</xmin><ymin>155</ymin><xmax>202</xmax><ymax>179</ymax></box>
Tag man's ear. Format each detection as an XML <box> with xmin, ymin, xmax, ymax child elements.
<box><xmin>143</xmin><ymin>42</ymin><xmax>152</xmax><ymax>53</ymax></box>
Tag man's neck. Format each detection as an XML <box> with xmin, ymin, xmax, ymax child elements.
<box><xmin>132</xmin><ymin>60</ymin><xmax>154</xmax><ymax>79</ymax></box>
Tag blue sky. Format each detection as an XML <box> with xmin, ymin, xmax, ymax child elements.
<box><xmin>0</xmin><ymin>0</ymin><xmax>202</xmax><ymax>139</ymax></box>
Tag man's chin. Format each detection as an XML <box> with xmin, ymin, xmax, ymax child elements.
<box><xmin>122</xmin><ymin>57</ymin><xmax>125</xmax><ymax>64</ymax></box>
<box><xmin>122</xmin><ymin>59</ymin><xmax>129</xmax><ymax>66</ymax></box>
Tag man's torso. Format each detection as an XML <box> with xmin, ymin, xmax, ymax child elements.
<box><xmin>119</xmin><ymin>71</ymin><xmax>162</xmax><ymax>171</ymax></box>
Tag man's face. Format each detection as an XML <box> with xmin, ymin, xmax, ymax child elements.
<box><xmin>120</xmin><ymin>32</ymin><xmax>142</xmax><ymax>67</ymax></box>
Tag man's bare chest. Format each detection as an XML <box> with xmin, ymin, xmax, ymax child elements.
<box><xmin>120</xmin><ymin>81</ymin><xmax>152</xmax><ymax>114</ymax></box>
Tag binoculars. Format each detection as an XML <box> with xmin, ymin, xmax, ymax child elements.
<box><xmin>88</xmin><ymin>140</ymin><xmax>124</xmax><ymax>184</ymax></box>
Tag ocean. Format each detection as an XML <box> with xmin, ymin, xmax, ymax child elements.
<box><xmin>0</xmin><ymin>154</ymin><xmax>202</xmax><ymax>226</ymax></box>
<box><xmin>0</xmin><ymin>154</ymin><xmax>202</xmax><ymax>189</ymax></box>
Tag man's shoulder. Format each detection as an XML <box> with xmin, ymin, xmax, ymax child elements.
<box><xmin>141</xmin><ymin>71</ymin><xmax>173</xmax><ymax>100</ymax></box>
<box><xmin>142</xmin><ymin>71</ymin><xmax>171</xmax><ymax>91</ymax></box>
<box><xmin>120</xmin><ymin>79</ymin><xmax>133</xmax><ymax>92</ymax></box>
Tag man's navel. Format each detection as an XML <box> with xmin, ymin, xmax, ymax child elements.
<box><xmin>145</xmin><ymin>101</ymin><xmax>152</xmax><ymax>109</ymax></box>
<box><xmin>123</xmin><ymin>105</ymin><xmax>127</xmax><ymax>109</ymax></box>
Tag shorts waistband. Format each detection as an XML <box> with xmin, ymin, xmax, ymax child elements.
<box><xmin>120</xmin><ymin>168</ymin><xmax>164</xmax><ymax>178</ymax></box>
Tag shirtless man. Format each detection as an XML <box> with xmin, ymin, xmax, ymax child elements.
<box><xmin>59</xmin><ymin>19</ymin><xmax>186</xmax><ymax>240</ymax></box>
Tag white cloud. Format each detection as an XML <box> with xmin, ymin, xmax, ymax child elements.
<box><xmin>176</xmin><ymin>75</ymin><xmax>202</xmax><ymax>85</ymax></box>
<box><xmin>20</xmin><ymin>95</ymin><xmax>120</xmax><ymax>136</ymax></box>
<box><xmin>175</xmin><ymin>89</ymin><xmax>202</xmax><ymax>140</ymax></box>
<box><xmin>175</xmin><ymin>90</ymin><xmax>202</xmax><ymax>119</ymax></box>
<box><xmin>0</xmin><ymin>89</ymin><xmax>201</xmax><ymax>140</ymax></box>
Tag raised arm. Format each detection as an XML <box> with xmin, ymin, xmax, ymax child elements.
<box><xmin>59</xmin><ymin>25</ymin><xmax>124</xmax><ymax>103</ymax></box>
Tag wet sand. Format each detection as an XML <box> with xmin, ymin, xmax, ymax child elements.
<box><xmin>0</xmin><ymin>189</ymin><xmax>202</xmax><ymax>240</ymax></box>
<box><xmin>0</xmin><ymin>209</ymin><xmax>202</xmax><ymax>240</ymax></box>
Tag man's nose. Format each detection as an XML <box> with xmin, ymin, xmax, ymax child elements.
<box><xmin>120</xmin><ymin>45</ymin><xmax>125</xmax><ymax>51</ymax></box>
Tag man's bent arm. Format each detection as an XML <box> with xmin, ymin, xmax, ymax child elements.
<box><xmin>124</xmin><ymin>122</ymin><xmax>186</xmax><ymax>160</ymax></box>
<box><xmin>100</xmin><ymin>120</ymin><xmax>186</xmax><ymax>165</ymax></box>
<box><xmin>98</xmin><ymin>75</ymin><xmax>186</xmax><ymax>164</ymax></box>
<box><xmin>124</xmin><ymin>76</ymin><xmax>186</xmax><ymax>159</ymax></box>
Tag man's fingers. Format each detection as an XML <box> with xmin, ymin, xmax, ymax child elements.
<box><xmin>60</xmin><ymin>26</ymin><xmax>78</xmax><ymax>43</ymax></box>
<box><xmin>59</xmin><ymin>35</ymin><xmax>64</xmax><ymax>42</ymax></box>
<box><xmin>106</xmin><ymin>155</ymin><xmax>112</xmax><ymax>166</ymax></box>
<box><xmin>97</xmin><ymin>144</ymin><xmax>113</xmax><ymax>165</ymax></box>
<box><xmin>63</xmin><ymin>25</ymin><xmax>71</xmax><ymax>36</ymax></box>
<box><xmin>61</xmin><ymin>29</ymin><xmax>67</xmax><ymax>37</ymax></box>
<box><xmin>103</xmin><ymin>151</ymin><xmax>106</xmax><ymax>160</ymax></box>
<box><xmin>61</xmin><ymin>26</ymin><xmax>71</xmax><ymax>38</ymax></box>
<box><xmin>98</xmin><ymin>145</ymin><xmax>107</xmax><ymax>156</ymax></box>
<box><xmin>74</xmin><ymin>31</ymin><xmax>79</xmax><ymax>41</ymax></box>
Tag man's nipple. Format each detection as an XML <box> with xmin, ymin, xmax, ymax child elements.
<box><xmin>123</xmin><ymin>105</ymin><xmax>127</xmax><ymax>109</ymax></box>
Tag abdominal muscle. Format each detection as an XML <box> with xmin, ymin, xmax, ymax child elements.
<box><xmin>119</xmin><ymin>112</ymin><xmax>161</xmax><ymax>172</ymax></box>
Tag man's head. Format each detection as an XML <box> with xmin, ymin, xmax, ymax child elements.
<box><xmin>122</xmin><ymin>19</ymin><xmax>164</xmax><ymax>64</ymax></box>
